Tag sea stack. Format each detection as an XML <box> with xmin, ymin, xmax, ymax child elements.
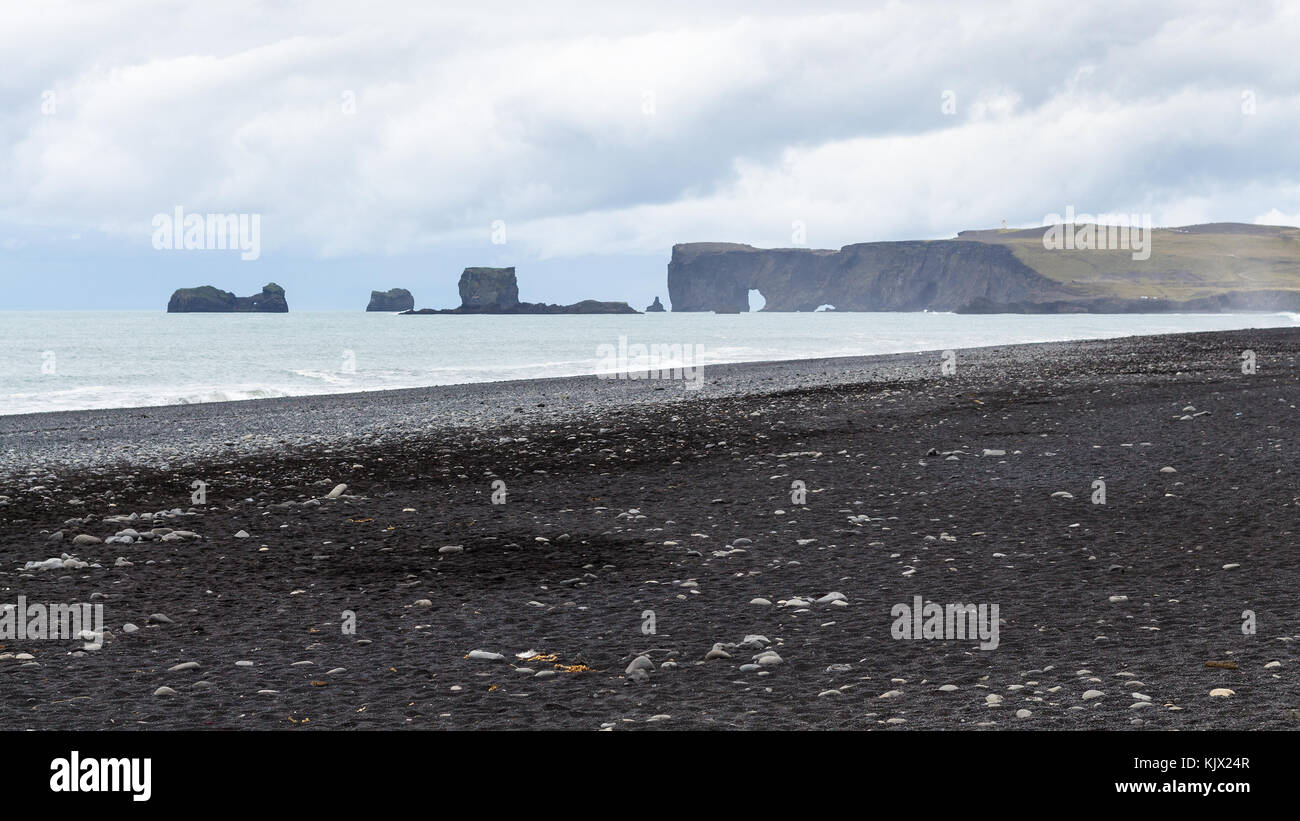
<box><xmin>366</xmin><ymin>288</ymin><xmax>415</xmax><ymax>312</ymax></box>
<box><xmin>459</xmin><ymin>267</ymin><xmax>521</xmax><ymax>311</ymax></box>
<box><xmin>167</xmin><ymin>283</ymin><xmax>288</xmax><ymax>312</ymax></box>
<box><xmin>645</xmin><ymin>296</ymin><xmax>666</xmax><ymax>312</ymax></box>
<box><xmin>402</xmin><ymin>267</ymin><xmax>639</xmax><ymax>314</ymax></box>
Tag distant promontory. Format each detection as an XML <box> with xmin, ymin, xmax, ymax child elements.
<box><xmin>402</xmin><ymin>267</ymin><xmax>639</xmax><ymax>314</ymax></box>
<box><xmin>167</xmin><ymin>283</ymin><xmax>288</xmax><ymax>312</ymax></box>
<box><xmin>667</xmin><ymin>223</ymin><xmax>1300</xmax><ymax>313</ymax></box>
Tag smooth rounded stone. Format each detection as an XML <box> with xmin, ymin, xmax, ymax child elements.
<box><xmin>438</xmin><ymin>545</ymin><xmax>463</xmax><ymax>554</ymax></box>
<box><xmin>938</xmin><ymin>684</ymin><xmax>959</xmax><ymax>692</ymax></box>
<box><xmin>122</xmin><ymin>623</ymin><xmax>139</xmax><ymax>633</ymax></box>
<box><xmin>24</xmin><ymin>558</ymin><xmax>65</xmax><ymax>571</ymax></box>
<box><xmin>1265</xmin><ymin>661</ymin><xmax>1282</xmax><ymax>669</ymax></box>
<box><xmin>739</xmin><ymin>635</ymin><xmax>771</xmax><ymax>650</ymax></box>
<box><xmin>72</xmin><ymin>534</ymin><xmax>102</xmax><ymax>546</ymax></box>
<box><xmin>290</xmin><ymin>660</ymin><xmax>314</xmax><ymax>667</ymax></box>
<box><xmin>749</xmin><ymin>598</ymin><xmax>772</xmax><ymax>606</ymax></box>
<box><xmin>817</xmin><ymin>592</ymin><xmax>847</xmax><ymax>604</ymax></box>
<box><xmin>534</xmin><ymin>669</ymin><xmax>556</xmax><ymax>679</ymax></box>
<box><xmin>326</xmin><ymin>667</ymin><xmax>346</xmax><ymax>675</ymax></box>
<box><xmin>257</xmin><ymin>689</ymin><xmax>279</xmax><ymax>695</ymax></box>
<box><xmin>1082</xmin><ymin>689</ymin><xmax>1104</xmax><ymax>700</ymax></box>
<box><xmin>1015</xmin><ymin>709</ymin><xmax>1032</xmax><ymax>718</ymax></box>
<box><xmin>1222</xmin><ymin>563</ymin><xmax>1240</xmax><ymax>570</ymax></box>
<box><xmin>732</xmin><ymin>538</ymin><xmax>753</xmax><ymax>547</ymax></box>
<box><xmin>413</xmin><ymin>599</ymin><xmax>433</xmax><ymax>607</ymax></box>
<box><xmin>646</xmin><ymin>714</ymin><xmax>671</xmax><ymax>722</ymax></box>
<box><xmin>235</xmin><ymin>660</ymin><xmax>254</xmax><ymax>667</ymax></box>
<box><xmin>192</xmin><ymin>680</ymin><xmax>214</xmax><ymax>690</ymax></box>
<box><xmin>14</xmin><ymin>653</ymin><xmax>35</xmax><ymax>660</ymax></box>
<box><xmin>114</xmin><ymin>557</ymin><xmax>133</xmax><ymax>567</ymax></box>
<box><xmin>1050</xmin><ymin>491</ymin><xmax>1074</xmax><ymax>499</ymax></box>
<box><xmin>795</xmin><ymin>539</ymin><xmax>817</xmax><ymax>546</ymax></box>
<box><xmin>756</xmin><ymin>652</ymin><xmax>784</xmax><ymax>667</ymax></box>
<box><xmin>660</xmin><ymin>661</ymin><xmax>678</xmax><ymax>671</ymax></box>
<box><xmin>468</xmin><ymin>650</ymin><xmax>506</xmax><ymax>662</ymax></box>
<box><xmin>625</xmin><ymin>655</ymin><xmax>654</xmax><ymax>675</ymax></box>
<box><xmin>739</xmin><ymin>664</ymin><xmax>760</xmax><ymax>673</ymax></box>
<box><xmin>818</xmin><ymin>690</ymin><xmax>842</xmax><ymax>697</ymax></box>
<box><xmin>825</xmin><ymin>663</ymin><xmax>852</xmax><ymax>673</ymax></box>
<box><xmin>1131</xmin><ymin>693</ymin><xmax>1152</xmax><ymax>701</ymax></box>
<box><xmin>512</xmin><ymin>666</ymin><xmax>535</xmax><ymax>675</ymax></box>
<box><xmin>1108</xmin><ymin>595</ymin><xmax>1129</xmax><ymax>603</ymax></box>
<box><xmin>1130</xmin><ymin>701</ymin><xmax>1155</xmax><ymax>709</ymax></box>
<box><xmin>986</xmin><ymin>694</ymin><xmax>1004</xmax><ymax>706</ymax></box>
<box><xmin>879</xmin><ymin>689</ymin><xmax>903</xmax><ymax>699</ymax></box>
<box><xmin>885</xmin><ymin>718</ymin><xmax>906</xmax><ymax>725</ymax></box>
<box><xmin>168</xmin><ymin>662</ymin><xmax>201</xmax><ymax>672</ymax></box>
<box><xmin>147</xmin><ymin>613</ymin><xmax>173</xmax><ymax>624</ymax></box>
<box><xmin>1209</xmin><ymin>688</ymin><xmax>1235</xmax><ymax>697</ymax></box>
<box><xmin>1160</xmin><ymin>466</ymin><xmax>1177</xmax><ymax>473</ymax></box>
<box><xmin>704</xmin><ymin>644</ymin><xmax>732</xmax><ymax>660</ymax></box>
<box><xmin>983</xmin><ymin>448</ymin><xmax>1007</xmax><ymax>457</ymax></box>
<box><xmin>326</xmin><ymin>483</ymin><xmax>348</xmax><ymax>498</ymax></box>
<box><xmin>153</xmin><ymin>686</ymin><xmax>178</xmax><ymax>697</ymax></box>
<box><xmin>783</xmin><ymin>598</ymin><xmax>811</xmax><ymax>608</ymax></box>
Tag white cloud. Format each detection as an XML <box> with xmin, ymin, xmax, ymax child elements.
<box><xmin>2</xmin><ymin>0</ymin><xmax>1299</xmax><ymax>263</ymax></box>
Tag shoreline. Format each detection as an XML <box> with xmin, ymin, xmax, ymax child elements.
<box><xmin>1</xmin><ymin>325</ymin><xmax>1294</xmax><ymax>476</ymax></box>
<box><xmin>3</xmin><ymin>310</ymin><xmax>1296</xmax><ymax>421</ymax></box>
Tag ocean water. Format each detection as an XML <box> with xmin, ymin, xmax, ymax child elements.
<box><xmin>1</xmin><ymin>310</ymin><xmax>1296</xmax><ymax>416</ymax></box>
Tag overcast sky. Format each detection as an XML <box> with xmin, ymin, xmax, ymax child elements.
<box><xmin>2</xmin><ymin>0</ymin><xmax>1298</xmax><ymax>309</ymax></box>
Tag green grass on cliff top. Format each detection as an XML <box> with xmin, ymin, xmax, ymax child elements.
<box><xmin>957</xmin><ymin>223</ymin><xmax>1300</xmax><ymax>300</ymax></box>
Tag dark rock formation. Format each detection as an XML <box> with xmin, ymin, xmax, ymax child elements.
<box><xmin>403</xmin><ymin>267</ymin><xmax>639</xmax><ymax>315</ymax></box>
<box><xmin>459</xmin><ymin>267</ymin><xmax>521</xmax><ymax>311</ymax></box>
<box><xmin>366</xmin><ymin>288</ymin><xmax>415</xmax><ymax>312</ymax></box>
<box><xmin>665</xmin><ymin>223</ymin><xmax>1300</xmax><ymax>313</ymax></box>
<box><xmin>167</xmin><ymin>282</ymin><xmax>288</xmax><ymax>313</ymax></box>
<box><xmin>667</xmin><ymin>242</ymin><xmax>1068</xmax><ymax>313</ymax></box>
<box><xmin>645</xmin><ymin>296</ymin><xmax>666</xmax><ymax>312</ymax></box>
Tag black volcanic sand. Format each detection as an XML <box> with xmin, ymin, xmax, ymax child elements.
<box><xmin>1</xmin><ymin>327</ymin><xmax>1297</xmax><ymax>730</ymax></box>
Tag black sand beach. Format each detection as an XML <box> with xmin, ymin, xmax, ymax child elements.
<box><xmin>1</xmin><ymin>327</ymin><xmax>1297</xmax><ymax>730</ymax></box>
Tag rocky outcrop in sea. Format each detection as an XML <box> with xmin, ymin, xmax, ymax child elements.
<box><xmin>402</xmin><ymin>267</ymin><xmax>638</xmax><ymax>315</ymax></box>
<box><xmin>167</xmin><ymin>283</ymin><xmax>288</xmax><ymax>313</ymax></box>
<box><xmin>366</xmin><ymin>288</ymin><xmax>415</xmax><ymax>312</ymax></box>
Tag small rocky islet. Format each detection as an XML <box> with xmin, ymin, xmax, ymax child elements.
<box><xmin>400</xmin><ymin>267</ymin><xmax>639</xmax><ymax>315</ymax></box>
